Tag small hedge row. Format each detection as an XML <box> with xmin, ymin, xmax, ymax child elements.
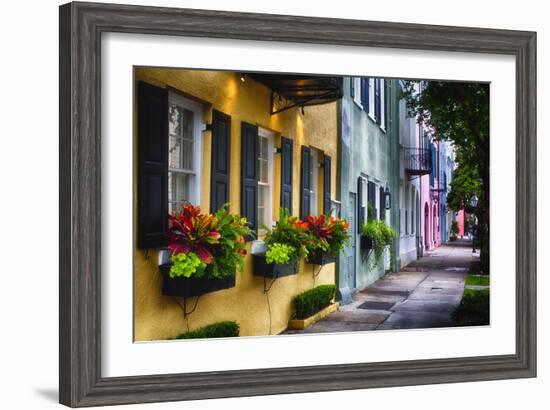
<box><xmin>452</xmin><ymin>289</ymin><xmax>490</xmax><ymax>326</ymax></box>
<box><xmin>175</xmin><ymin>321</ymin><xmax>240</xmax><ymax>339</ymax></box>
<box><xmin>293</xmin><ymin>284</ymin><xmax>336</xmax><ymax>320</ymax></box>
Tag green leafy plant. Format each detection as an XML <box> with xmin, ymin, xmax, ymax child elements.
<box><xmin>169</xmin><ymin>252</ymin><xmax>206</xmax><ymax>279</ymax></box>
<box><xmin>263</xmin><ymin>208</ymin><xmax>311</xmax><ymax>263</ymax></box>
<box><xmin>265</xmin><ymin>243</ymin><xmax>295</xmax><ymax>265</ymax></box>
<box><xmin>367</xmin><ymin>202</ymin><xmax>376</xmax><ymax>221</ymax></box>
<box><xmin>293</xmin><ymin>284</ymin><xmax>337</xmax><ymax>319</ymax></box>
<box><xmin>175</xmin><ymin>321</ymin><xmax>240</xmax><ymax>339</ymax></box>
<box><xmin>302</xmin><ymin>214</ymin><xmax>349</xmax><ymax>261</ymax></box>
<box><xmin>452</xmin><ymin>289</ymin><xmax>489</xmax><ymax>326</ymax></box>
<box><xmin>167</xmin><ymin>204</ymin><xmax>252</xmax><ymax>279</ymax></box>
<box><xmin>362</xmin><ymin>220</ymin><xmax>397</xmax><ymax>265</ymax></box>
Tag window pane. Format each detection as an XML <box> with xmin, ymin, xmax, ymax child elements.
<box><xmin>258</xmin><ymin>185</ymin><xmax>268</xmax><ymax>228</ymax></box>
<box><xmin>169</xmin><ymin>134</ymin><xmax>182</xmax><ymax>169</ymax></box>
<box><xmin>260</xmin><ymin>136</ymin><xmax>268</xmax><ymax>159</ymax></box>
<box><xmin>259</xmin><ymin>158</ymin><xmax>268</xmax><ymax>183</ymax></box>
<box><xmin>169</xmin><ymin>104</ymin><xmax>182</xmax><ymax>136</ymax></box>
<box><xmin>182</xmin><ymin>138</ymin><xmax>194</xmax><ymax>171</ymax></box>
<box><xmin>168</xmin><ymin>172</ymin><xmax>192</xmax><ymax>213</ymax></box>
<box><xmin>168</xmin><ymin>104</ymin><xmax>194</xmax><ymax>171</ymax></box>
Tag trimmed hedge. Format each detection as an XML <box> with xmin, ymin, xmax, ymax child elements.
<box><xmin>175</xmin><ymin>321</ymin><xmax>240</xmax><ymax>339</ymax></box>
<box><xmin>293</xmin><ymin>284</ymin><xmax>336</xmax><ymax>320</ymax></box>
<box><xmin>452</xmin><ymin>289</ymin><xmax>490</xmax><ymax>326</ymax></box>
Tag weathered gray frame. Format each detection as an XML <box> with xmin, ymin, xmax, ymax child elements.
<box><xmin>59</xmin><ymin>1</ymin><xmax>536</xmax><ymax>407</ymax></box>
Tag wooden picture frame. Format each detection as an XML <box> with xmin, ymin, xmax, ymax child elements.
<box><xmin>59</xmin><ymin>1</ymin><xmax>536</xmax><ymax>407</ymax></box>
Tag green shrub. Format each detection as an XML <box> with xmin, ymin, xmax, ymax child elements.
<box><xmin>452</xmin><ymin>289</ymin><xmax>489</xmax><ymax>326</ymax></box>
<box><xmin>175</xmin><ymin>321</ymin><xmax>240</xmax><ymax>339</ymax></box>
<box><xmin>293</xmin><ymin>284</ymin><xmax>336</xmax><ymax>319</ymax></box>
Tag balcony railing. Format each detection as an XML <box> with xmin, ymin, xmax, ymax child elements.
<box><xmin>404</xmin><ymin>148</ymin><xmax>432</xmax><ymax>176</ymax></box>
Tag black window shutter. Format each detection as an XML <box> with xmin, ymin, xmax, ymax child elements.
<box><xmin>323</xmin><ymin>155</ymin><xmax>332</xmax><ymax>215</ymax></box>
<box><xmin>379</xmin><ymin>186</ymin><xmax>385</xmax><ymax>221</ymax></box>
<box><xmin>360</xmin><ymin>78</ymin><xmax>369</xmax><ymax>111</ymax></box>
<box><xmin>210</xmin><ymin>110</ymin><xmax>231</xmax><ymax>213</ymax></box>
<box><xmin>368</xmin><ymin>181</ymin><xmax>377</xmax><ymax>220</ymax></box>
<box><xmin>137</xmin><ymin>81</ymin><xmax>168</xmax><ymax>249</ymax></box>
<box><xmin>300</xmin><ymin>146</ymin><xmax>312</xmax><ymax>219</ymax></box>
<box><xmin>280</xmin><ymin>136</ymin><xmax>293</xmax><ymax>214</ymax></box>
<box><xmin>357</xmin><ymin>176</ymin><xmax>365</xmax><ymax>231</ymax></box>
<box><xmin>241</xmin><ymin>122</ymin><xmax>259</xmax><ymax>239</ymax></box>
<box><xmin>374</xmin><ymin>79</ymin><xmax>381</xmax><ymax>124</ymax></box>
<box><xmin>350</xmin><ymin>77</ymin><xmax>355</xmax><ymax>98</ymax></box>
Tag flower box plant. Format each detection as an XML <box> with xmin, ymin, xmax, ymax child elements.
<box><xmin>252</xmin><ymin>209</ymin><xmax>308</xmax><ymax>278</ymax></box>
<box><xmin>361</xmin><ymin>219</ymin><xmax>396</xmax><ymax>264</ymax></box>
<box><xmin>302</xmin><ymin>214</ymin><xmax>349</xmax><ymax>265</ymax></box>
<box><xmin>160</xmin><ymin>204</ymin><xmax>252</xmax><ymax>297</ymax></box>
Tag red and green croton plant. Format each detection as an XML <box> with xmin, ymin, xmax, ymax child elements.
<box><xmin>301</xmin><ymin>214</ymin><xmax>350</xmax><ymax>261</ymax></box>
<box><xmin>167</xmin><ymin>204</ymin><xmax>252</xmax><ymax>280</ymax></box>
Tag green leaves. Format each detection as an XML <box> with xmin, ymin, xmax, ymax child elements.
<box><xmin>169</xmin><ymin>252</ymin><xmax>206</xmax><ymax>278</ymax></box>
<box><xmin>446</xmin><ymin>163</ymin><xmax>480</xmax><ymax>212</ymax></box>
<box><xmin>175</xmin><ymin>321</ymin><xmax>240</xmax><ymax>339</ymax></box>
<box><xmin>167</xmin><ymin>204</ymin><xmax>252</xmax><ymax>280</ymax></box>
<box><xmin>293</xmin><ymin>285</ymin><xmax>336</xmax><ymax>319</ymax></box>
<box><xmin>263</xmin><ymin>208</ymin><xmax>310</xmax><ymax>260</ymax></box>
<box><xmin>265</xmin><ymin>243</ymin><xmax>295</xmax><ymax>265</ymax></box>
<box><xmin>362</xmin><ymin>220</ymin><xmax>396</xmax><ymax>266</ymax></box>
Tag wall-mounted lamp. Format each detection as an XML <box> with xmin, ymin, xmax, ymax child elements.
<box><xmin>240</xmin><ymin>74</ymin><xmax>246</xmax><ymax>83</ymax></box>
<box><xmin>384</xmin><ymin>185</ymin><xmax>391</xmax><ymax>210</ymax></box>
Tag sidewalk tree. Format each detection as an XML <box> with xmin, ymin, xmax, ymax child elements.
<box><xmin>401</xmin><ymin>81</ymin><xmax>490</xmax><ymax>273</ymax></box>
<box><xmin>446</xmin><ymin>161</ymin><xmax>480</xmax><ymax>212</ymax></box>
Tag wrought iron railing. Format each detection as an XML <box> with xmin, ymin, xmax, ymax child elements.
<box><xmin>404</xmin><ymin>148</ymin><xmax>432</xmax><ymax>176</ymax></box>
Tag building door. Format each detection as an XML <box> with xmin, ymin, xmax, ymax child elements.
<box><xmin>348</xmin><ymin>193</ymin><xmax>357</xmax><ymax>290</ymax></box>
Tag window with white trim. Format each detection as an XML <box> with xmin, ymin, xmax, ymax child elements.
<box><xmin>368</xmin><ymin>78</ymin><xmax>375</xmax><ymax>119</ymax></box>
<box><xmin>258</xmin><ymin>128</ymin><xmax>274</xmax><ymax>233</ymax></box>
<box><xmin>380</xmin><ymin>79</ymin><xmax>386</xmax><ymax>130</ymax></box>
<box><xmin>167</xmin><ymin>93</ymin><xmax>202</xmax><ymax>213</ymax></box>
<box><xmin>309</xmin><ymin>148</ymin><xmax>321</xmax><ymax>216</ymax></box>
<box><xmin>353</xmin><ymin>77</ymin><xmax>362</xmax><ymax>108</ymax></box>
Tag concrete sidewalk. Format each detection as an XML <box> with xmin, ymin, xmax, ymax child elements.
<box><xmin>284</xmin><ymin>240</ymin><xmax>477</xmax><ymax>334</ymax></box>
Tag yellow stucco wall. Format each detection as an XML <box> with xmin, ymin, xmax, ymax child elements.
<box><xmin>134</xmin><ymin>67</ymin><xmax>338</xmax><ymax>341</ymax></box>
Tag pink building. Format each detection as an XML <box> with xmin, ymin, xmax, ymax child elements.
<box><xmin>419</xmin><ymin>139</ymin><xmax>441</xmax><ymax>251</ymax></box>
<box><xmin>456</xmin><ymin>209</ymin><xmax>465</xmax><ymax>237</ymax></box>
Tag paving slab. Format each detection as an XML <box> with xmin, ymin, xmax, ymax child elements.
<box><xmin>296</xmin><ymin>321</ymin><xmax>379</xmax><ymax>334</ymax></box>
<box><xmin>391</xmin><ymin>299</ymin><xmax>457</xmax><ymax>314</ymax></box>
<box><xmin>323</xmin><ymin>309</ymin><xmax>390</xmax><ymax>325</ymax></box>
<box><xmin>382</xmin><ymin>311</ymin><xmax>455</xmax><ymax>329</ymax></box>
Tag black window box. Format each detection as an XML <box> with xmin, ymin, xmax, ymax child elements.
<box><xmin>360</xmin><ymin>235</ymin><xmax>375</xmax><ymax>250</ymax></box>
<box><xmin>252</xmin><ymin>253</ymin><xmax>299</xmax><ymax>278</ymax></box>
<box><xmin>159</xmin><ymin>263</ymin><xmax>236</xmax><ymax>298</ymax></box>
<box><xmin>307</xmin><ymin>249</ymin><xmax>336</xmax><ymax>265</ymax></box>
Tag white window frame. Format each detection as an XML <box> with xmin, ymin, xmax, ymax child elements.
<box><xmin>309</xmin><ymin>148</ymin><xmax>320</xmax><ymax>216</ymax></box>
<box><xmin>380</xmin><ymin>79</ymin><xmax>386</xmax><ymax>131</ymax></box>
<box><xmin>368</xmin><ymin>78</ymin><xmax>376</xmax><ymax>121</ymax></box>
<box><xmin>360</xmin><ymin>175</ymin><xmax>368</xmax><ymax>221</ymax></box>
<box><xmin>352</xmin><ymin>77</ymin><xmax>363</xmax><ymax>109</ymax></box>
<box><xmin>257</xmin><ymin>128</ymin><xmax>275</xmax><ymax>236</ymax></box>
<box><xmin>167</xmin><ymin>92</ymin><xmax>203</xmax><ymax>211</ymax></box>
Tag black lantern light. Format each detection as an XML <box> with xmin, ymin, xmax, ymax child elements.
<box><xmin>384</xmin><ymin>185</ymin><xmax>391</xmax><ymax>210</ymax></box>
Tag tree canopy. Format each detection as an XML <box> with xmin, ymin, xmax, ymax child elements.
<box><xmin>401</xmin><ymin>81</ymin><xmax>490</xmax><ymax>273</ymax></box>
